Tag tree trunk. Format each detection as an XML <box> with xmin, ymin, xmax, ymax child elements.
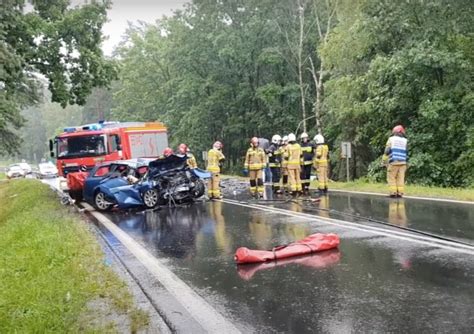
<box><xmin>297</xmin><ymin>0</ymin><xmax>307</xmax><ymax>133</ymax></box>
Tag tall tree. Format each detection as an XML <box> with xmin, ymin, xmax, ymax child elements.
<box><xmin>0</xmin><ymin>0</ymin><xmax>116</xmax><ymax>155</ymax></box>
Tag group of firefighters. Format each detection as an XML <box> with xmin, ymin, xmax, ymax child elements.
<box><xmin>242</xmin><ymin>133</ymin><xmax>329</xmax><ymax>198</ymax></box>
<box><xmin>202</xmin><ymin>133</ymin><xmax>329</xmax><ymax>200</ymax></box>
<box><xmin>164</xmin><ymin>124</ymin><xmax>408</xmax><ymax>200</ymax></box>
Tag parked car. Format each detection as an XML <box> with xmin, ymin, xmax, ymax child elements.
<box><xmin>6</xmin><ymin>164</ymin><xmax>26</xmax><ymax>179</ymax></box>
<box><xmin>18</xmin><ymin>162</ymin><xmax>32</xmax><ymax>175</ymax></box>
<box><xmin>83</xmin><ymin>159</ymin><xmax>151</xmax><ymax>210</ymax></box>
<box><xmin>37</xmin><ymin>162</ymin><xmax>58</xmax><ymax>179</ymax></box>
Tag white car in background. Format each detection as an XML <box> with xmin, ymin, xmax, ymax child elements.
<box><xmin>18</xmin><ymin>162</ymin><xmax>32</xmax><ymax>175</ymax></box>
<box><xmin>37</xmin><ymin>162</ymin><xmax>59</xmax><ymax>179</ymax></box>
<box><xmin>6</xmin><ymin>165</ymin><xmax>26</xmax><ymax>179</ymax></box>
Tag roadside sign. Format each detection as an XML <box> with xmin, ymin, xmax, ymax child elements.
<box><xmin>341</xmin><ymin>142</ymin><xmax>352</xmax><ymax>159</ymax></box>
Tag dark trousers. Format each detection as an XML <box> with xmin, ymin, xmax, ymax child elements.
<box><xmin>301</xmin><ymin>164</ymin><xmax>312</xmax><ymax>191</ymax></box>
<box><xmin>270</xmin><ymin>167</ymin><xmax>281</xmax><ymax>191</ymax></box>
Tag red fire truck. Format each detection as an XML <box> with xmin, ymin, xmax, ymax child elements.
<box><xmin>50</xmin><ymin>121</ymin><xmax>168</xmax><ymax>176</ymax></box>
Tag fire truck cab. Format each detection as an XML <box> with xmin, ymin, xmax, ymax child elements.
<box><xmin>50</xmin><ymin>121</ymin><xmax>168</xmax><ymax>176</ymax></box>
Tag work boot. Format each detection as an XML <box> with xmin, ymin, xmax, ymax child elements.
<box><xmin>324</xmin><ymin>187</ymin><xmax>328</xmax><ymax>194</ymax></box>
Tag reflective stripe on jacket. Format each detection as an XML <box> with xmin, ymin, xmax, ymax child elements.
<box><xmin>187</xmin><ymin>153</ymin><xmax>198</xmax><ymax>169</ymax></box>
<box><xmin>245</xmin><ymin>147</ymin><xmax>266</xmax><ymax>170</ymax></box>
<box><xmin>385</xmin><ymin>135</ymin><xmax>407</xmax><ymax>164</ymax></box>
<box><xmin>284</xmin><ymin>143</ymin><xmax>302</xmax><ymax>169</ymax></box>
<box><xmin>207</xmin><ymin>148</ymin><xmax>225</xmax><ymax>173</ymax></box>
<box><xmin>267</xmin><ymin>143</ymin><xmax>282</xmax><ymax>168</ymax></box>
<box><xmin>301</xmin><ymin>142</ymin><xmax>315</xmax><ymax>165</ymax></box>
<box><xmin>314</xmin><ymin>144</ymin><xmax>329</xmax><ymax>167</ymax></box>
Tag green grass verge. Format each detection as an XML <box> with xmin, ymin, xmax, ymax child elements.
<box><xmin>0</xmin><ymin>173</ymin><xmax>5</xmax><ymax>180</ymax></box>
<box><xmin>0</xmin><ymin>179</ymin><xmax>149</xmax><ymax>332</ymax></box>
<box><xmin>318</xmin><ymin>180</ymin><xmax>474</xmax><ymax>202</ymax></box>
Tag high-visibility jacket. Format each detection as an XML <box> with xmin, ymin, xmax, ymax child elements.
<box><xmin>207</xmin><ymin>148</ymin><xmax>225</xmax><ymax>173</ymax></box>
<box><xmin>244</xmin><ymin>147</ymin><xmax>266</xmax><ymax>170</ymax></box>
<box><xmin>186</xmin><ymin>153</ymin><xmax>198</xmax><ymax>169</ymax></box>
<box><xmin>301</xmin><ymin>141</ymin><xmax>315</xmax><ymax>165</ymax></box>
<box><xmin>267</xmin><ymin>143</ymin><xmax>282</xmax><ymax>168</ymax></box>
<box><xmin>314</xmin><ymin>144</ymin><xmax>329</xmax><ymax>167</ymax></box>
<box><xmin>384</xmin><ymin>135</ymin><xmax>407</xmax><ymax>165</ymax></box>
<box><xmin>284</xmin><ymin>142</ymin><xmax>302</xmax><ymax>170</ymax></box>
<box><xmin>280</xmin><ymin>145</ymin><xmax>288</xmax><ymax>169</ymax></box>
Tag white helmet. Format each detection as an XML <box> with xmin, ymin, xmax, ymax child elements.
<box><xmin>288</xmin><ymin>133</ymin><xmax>296</xmax><ymax>142</ymax></box>
<box><xmin>300</xmin><ymin>132</ymin><xmax>309</xmax><ymax>139</ymax></box>
<box><xmin>314</xmin><ymin>134</ymin><xmax>325</xmax><ymax>144</ymax></box>
<box><xmin>282</xmin><ymin>135</ymin><xmax>288</xmax><ymax>144</ymax></box>
<box><xmin>271</xmin><ymin>134</ymin><xmax>281</xmax><ymax>144</ymax></box>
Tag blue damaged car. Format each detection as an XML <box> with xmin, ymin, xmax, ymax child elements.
<box><xmin>83</xmin><ymin>159</ymin><xmax>152</xmax><ymax>211</ymax></box>
<box><xmin>85</xmin><ymin>155</ymin><xmax>211</xmax><ymax>211</ymax></box>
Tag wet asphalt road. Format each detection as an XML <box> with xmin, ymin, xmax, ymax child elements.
<box><xmin>103</xmin><ymin>187</ymin><xmax>474</xmax><ymax>333</ymax></box>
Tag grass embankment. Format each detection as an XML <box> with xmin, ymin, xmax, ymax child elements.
<box><xmin>0</xmin><ymin>173</ymin><xmax>5</xmax><ymax>180</ymax></box>
<box><xmin>0</xmin><ymin>179</ymin><xmax>149</xmax><ymax>332</ymax></box>
<box><xmin>323</xmin><ymin>180</ymin><xmax>474</xmax><ymax>202</ymax></box>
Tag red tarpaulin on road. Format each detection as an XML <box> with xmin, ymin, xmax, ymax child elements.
<box><xmin>237</xmin><ymin>249</ymin><xmax>341</xmax><ymax>280</ymax></box>
<box><xmin>234</xmin><ymin>233</ymin><xmax>340</xmax><ymax>264</ymax></box>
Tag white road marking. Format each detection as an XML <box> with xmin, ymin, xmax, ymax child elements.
<box><xmin>221</xmin><ymin>199</ymin><xmax>474</xmax><ymax>255</ymax></box>
<box><xmin>81</xmin><ymin>202</ymin><xmax>241</xmax><ymax>334</ymax></box>
<box><xmin>328</xmin><ymin>189</ymin><xmax>474</xmax><ymax>205</ymax></box>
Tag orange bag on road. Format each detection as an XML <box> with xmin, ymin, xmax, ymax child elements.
<box><xmin>238</xmin><ymin>249</ymin><xmax>340</xmax><ymax>280</ymax></box>
<box><xmin>234</xmin><ymin>233</ymin><xmax>340</xmax><ymax>264</ymax></box>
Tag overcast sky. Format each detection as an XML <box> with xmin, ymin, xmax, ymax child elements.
<box><xmin>101</xmin><ymin>0</ymin><xmax>189</xmax><ymax>55</ymax></box>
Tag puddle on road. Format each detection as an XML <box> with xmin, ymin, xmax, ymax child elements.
<box><xmin>107</xmin><ymin>197</ymin><xmax>474</xmax><ymax>333</ymax></box>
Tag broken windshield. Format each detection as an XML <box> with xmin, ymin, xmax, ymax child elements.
<box><xmin>57</xmin><ymin>135</ymin><xmax>107</xmax><ymax>158</ymax></box>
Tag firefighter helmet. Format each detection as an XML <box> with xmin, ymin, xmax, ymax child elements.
<box><xmin>163</xmin><ymin>147</ymin><xmax>174</xmax><ymax>157</ymax></box>
<box><xmin>213</xmin><ymin>141</ymin><xmax>223</xmax><ymax>150</ymax></box>
<box><xmin>288</xmin><ymin>133</ymin><xmax>296</xmax><ymax>142</ymax></box>
<box><xmin>300</xmin><ymin>132</ymin><xmax>309</xmax><ymax>139</ymax></box>
<box><xmin>271</xmin><ymin>134</ymin><xmax>281</xmax><ymax>144</ymax></box>
<box><xmin>282</xmin><ymin>135</ymin><xmax>288</xmax><ymax>144</ymax></box>
<box><xmin>314</xmin><ymin>134</ymin><xmax>325</xmax><ymax>144</ymax></box>
<box><xmin>178</xmin><ymin>143</ymin><xmax>188</xmax><ymax>154</ymax></box>
<box><xmin>392</xmin><ymin>125</ymin><xmax>405</xmax><ymax>135</ymax></box>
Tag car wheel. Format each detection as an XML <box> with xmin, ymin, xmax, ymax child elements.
<box><xmin>142</xmin><ymin>189</ymin><xmax>159</xmax><ymax>208</ymax></box>
<box><xmin>94</xmin><ymin>191</ymin><xmax>113</xmax><ymax>211</ymax></box>
<box><xmin>191</xmin><ymin>179</ymin><xmax>205</xmax><ymax>198</ymax></box>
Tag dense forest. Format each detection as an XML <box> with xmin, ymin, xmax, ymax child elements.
<box><xmin>2</xmin><ymin>0</ymin><xmax>473</xmax><ymax>187</ymax></box>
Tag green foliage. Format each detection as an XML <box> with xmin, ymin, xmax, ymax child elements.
<box><xmin>110</xmin><ymin>0</ymin><xmax>472</xmax><ymax>187</ymax></box>
<box><xmin>0</xmin><ymin>0</ymin><xmax>116</xmax><ymax>155</ymax></box>
<box><xmin>322</xmin><ymin>0</ymin><xmax>474</xmax><ymax>187</ymax></box>
<box><xmin>112</xmin><ymin>0</ymin><xmax>326</xmax><ymax>167</ymax></box>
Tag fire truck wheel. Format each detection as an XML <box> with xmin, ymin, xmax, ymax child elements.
<box><xmin>94</xmin><ymin>191</ymin><xmax>113</xmax><ymax>211</ymax></box>
<box><xmin>142</xmin><ymin>189</ymin><xmax>159</xmax><ymax>208</ymax></box>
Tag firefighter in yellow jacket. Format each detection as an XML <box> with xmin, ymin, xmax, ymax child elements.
<box><xmin>177</xmin><ymin>143</ymin><xmax>198</xmax><ymax>169</ymax></box>
<box><xmin>280</xmin><ymin>135</ymin><xmax>289</xmax><ymax>192</ymax></box>
<box><xmin>283</xmin><ymin>133</ymin><xmax>302</xmax><ymax>195</ymax></box>
<box><xmin>313</xmin><ymin>134</ymin><xmax>329</xmax><ymax>194</ymax></box>
<box><xmin>244</xmin><ymin>137</ymin><xmax>266</xmax><ymax>198</ymax></box>
<box><xmin>207</xmin><ymin>141</ymin><xmax>225</xmax><ymax>199</ymax></box>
